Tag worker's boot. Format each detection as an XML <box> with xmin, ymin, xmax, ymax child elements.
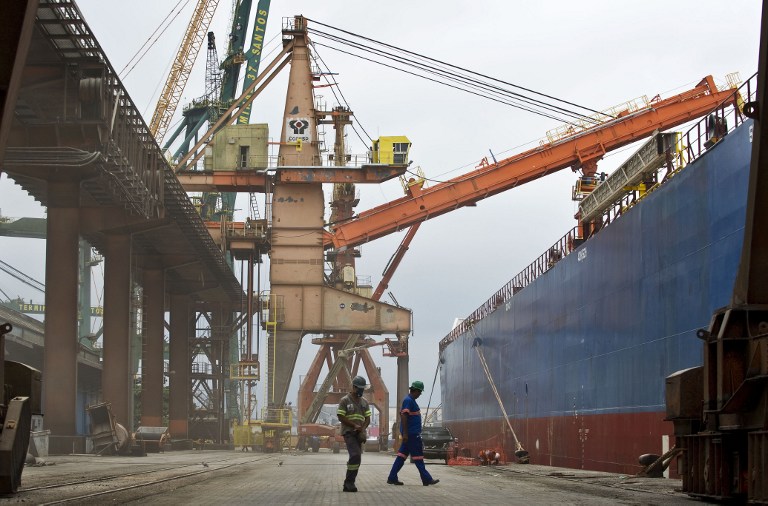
<box><xmin>343</xmin><ymin>469</ymin><xmax>358</xmax><ymax>492</ymax></box>
<box><xmin>414</xmin><ymin>459</ymin><xmax>435</xmax><ymax>485</ymax></box>
<box><xmin>387</xmin><ymin>455</ymin><xmax>406</xmax><ymax>483</ymax></box>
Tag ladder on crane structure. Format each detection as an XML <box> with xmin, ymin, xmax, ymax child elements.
<box><xmin>260</xmin><ymin>291</ymin><xmax>283</xmax><ymax>403</ymax></box>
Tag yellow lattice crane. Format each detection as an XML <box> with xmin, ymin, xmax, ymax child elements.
<box><xmin>149</xmin><ymin>0</ymin><xmax>221</xmax><ymax>143</ymax></box>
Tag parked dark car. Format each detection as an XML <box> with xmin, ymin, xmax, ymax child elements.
<box><xmin>420</xmin><ymin>426</ymin><xmax>457</xmax><ymax>464</ymax></box>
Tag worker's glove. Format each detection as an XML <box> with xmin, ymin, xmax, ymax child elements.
<box><xmin>356</xmin><ymin>430</ymin><xmax>367</xmax><ymax>444</ymax></box>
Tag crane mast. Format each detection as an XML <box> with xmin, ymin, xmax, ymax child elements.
<box><xmin>204</xmin><ymin>32</ymin><xmax>222</xmax><ymax>106</ymax></box>
<box><xmin>149</xmin><ymin>0</ymin><xmax>220</xmax><ymax>143</ymax></box>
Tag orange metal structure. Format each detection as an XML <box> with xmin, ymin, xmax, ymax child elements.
<box><xmin>167</xmin><ymin>18</ymin><xmax>736</xmax><ymax>433</ymax></box>
<box><xmin>178</xmin><ymin>165</ymin><xmax>405</xmax><ymax>192</ymax></box>
<box><xmin>324</xmin><ymin>76</ymin><xmax>738</xmax><ymax>250</ymax></box>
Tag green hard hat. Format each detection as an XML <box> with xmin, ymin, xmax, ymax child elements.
<box><xmin>410</xmin><ymin>380</ymin><xmax>424</xmax><ymax>391</ymax></box>
<box><xmin>352</xmin><ymin>376</ymin><xmax>367</xmax><ymax>388</ymax></box>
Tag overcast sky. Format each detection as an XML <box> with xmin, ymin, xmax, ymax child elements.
<box><xmin>0</xmin><ymin>0</ymin><xmax>762</xmax><ymax>413</ymax></box>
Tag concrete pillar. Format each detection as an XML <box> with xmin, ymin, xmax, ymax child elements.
<box><xmin>168</xmin><ymin>294</ymin><xmax>189</xmax><ymax>438</ymax></box>
<box><xmin>141</xmin><ymin>267</ymin><xmax>165</xmax><ymax>427</ymax></box>
<box><xmin>102</xmin><ymin>233</ymin><xmax>132</xmax><ymax>429</ymax></box>
<box><xmin>43</xmin><ymin>181</ymin><xmax>80</xmax><ymax>436</ymax></box>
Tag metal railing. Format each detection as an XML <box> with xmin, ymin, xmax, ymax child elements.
<box><xmin>545</xmin><ymin>95</ymin><xmax>650</xmax><ymax>143</ymax></box>
<box><xmin>439</xmin><ymin>228</ymin><xmax>580</xmax><ymax>350</ymax></box>
<box><xmin>679</xmin><ymin>73</ymin><xmax>755</xmax><ymax>167</ymax></box>
<box><xmin>262</xmin><ymin>407</ymin><xmax>292</xmax><ymax>426</ymax></box>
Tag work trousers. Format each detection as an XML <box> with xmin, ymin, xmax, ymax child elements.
<box><xmin>343</xmin><ymin>432</ymin><xmax>362</xmax><ymax>485</ymax></box>
<box><xmin>387</xmin><ymin>434</ymin><xmax>434</xmax><ymax>484</ymax></box>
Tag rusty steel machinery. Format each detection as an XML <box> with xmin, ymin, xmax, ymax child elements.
<box><xmin>134</xmin><ymin>426</ymin><xmax>171</xmax><ymax>453</ymax></box>
<box><xmin>0</xmin><ymin>322</ymin><xmax>40</xmax><ymax>494</ymax></box>
<box><xmin>666</xmin><ymin>5</ymin><xmax>768</xmax><ymax>503</ymax></box>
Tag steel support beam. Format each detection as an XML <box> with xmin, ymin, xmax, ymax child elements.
<box><xmin>42</xmin><ymin>182</ymin><xmax>80</xmax><ymax>436</ymax></box>
<box><xmin>734</xmin><ymin>4</ymin><xmax>768</xmax><ymax>305</ymax></box>
<box><xmin>212</xmin><ymin>309</ymin><xmax>230</xmax><ymax>442</ymax></box>
<box><xmin>168</xmin><ymin>295</ymin><xmax>190</xmax><ymax>438</ymax></box>
<box><xmin>177</xmin><ymin>170</ymin><xmax>267</xmax><ymax>192</ymax></box>
<box><xmin>266</xmin><ymin>330</ymin><xmax>303</xmax><ymax>408</ymax></box>
<box><xmin>102</xmin><ymin>233</ymin><xmax>133</xmax><ymax>429</ymax></box>
<box><xmin>141</xmin><ymin>267</ymin><xmax>165</xmax><ymax>427</ymax></box>
<box><xmin>396</xmin><ymin>356</ymin><xmax>409</xmax><ymax>421</ymax></box>
<box><xmin>359</xmin><ymin>348</ymin><xmax>388</xmax><ymax>445</ymax></box>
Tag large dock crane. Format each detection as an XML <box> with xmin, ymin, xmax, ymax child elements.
<box><xmin>149</xmin><ymin>0</ymin><xmax>274</xmax><ymax>441</ymax></box>
<box><xmin>171</xmin><ymin>14</ymin><xmax>743</xmax><ymax>449</ymax></box>
<box><xmin>183</xmin><ymin>71</ymin><xmax>741</xmax><ymax>439</ymax></box>
<box><xmin>148</xmin><ymin>0</ymin><xmax>220</xmax><ymax>144</ymax></box>
<box><xmin>171</xmin><ymin>15</ymin><xmax>411</xmax><ymax>446</ymax></box>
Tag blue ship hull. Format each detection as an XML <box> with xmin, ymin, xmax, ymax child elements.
<box><xmin>440</xmin><ymin>119</ymin><xmax>753</xmax><ymax>473</ymax></box>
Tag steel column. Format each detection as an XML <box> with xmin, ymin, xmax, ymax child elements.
<box><xmin>42</xmin><ymin>182</ymin><xmax>80</xmax><ymax>436</ymax></box>
<box><xmin>733</xmin><ymin>2</ymin><xmax>768</xmax><ymax>305</ymax></box>
<box><xmin>396</xmin><ymin>355</ymin><xmax>409</xmax><ymax>411</ymax></box>
<box><xmin>141</xmin><ymin>267</ymin><xmax>165</xmax><ymax>427</ymax></box>
<box><xmin>211</xmin><ymin>309</ymin><xmax>228</xmax><ymax>442</ymax></box>
<box><xmin>266</xmin><ymin>330</ymin><xmax>303</xmax><ymax>407</ymax></box>
<box><xmin>102</xmin><ymin>233</ymin><xmax>133</xmax><ymax>429</ymax></box>
<box><xmin>359</xmin><ymin>349</ymin><xmax>388</xmax><ymax>446</ymax></box>
<box><xmin>393</xmin><ymin>354</ymin><xmax>409</xmax><ymax>448</ymax></box>
<box><xmin>168</xmin><ymin>295</ymin><xmax>190</xmax><ymax>438</ymax></box>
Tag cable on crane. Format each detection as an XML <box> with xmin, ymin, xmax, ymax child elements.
<box><xmin>304</xmin><ymin>19</ymin><xmax>613</xmax><ymax>125</ymax></box>
<box><xmin>422</xmin><ymin>355</ymin><xmax>443</xmax><ymax>428</ymax></box>
<box><xmin>119</xmin><ymin>0</ymin><xmax>192</xmax><ymax>79</ymax></box>
<box><xmin>300</xmin><ymin>18</ymin><xmax>625</xmax><ymax>193</ymax></box>
<box><xmin>309</xmin><ymin>45</ymin><xmax>375</xmax><ymax>148</ymax></box>
<box><xmin>0</xmin><ymin>259</ymin><xmax>45</xmax><ymax>294</ymax></box>
<box><xmin>301</xmin><ymin>20</ymin><xmax>591</xmax><ymax>185</ymax></box>
<box><xmin>307</xmin><ymin>18</ymin><xmax>610</xmax><ymax>119</ymax></box>
<box><xmin>310</xmin><ymin>39</ymin><xmax>586</xmax><ymax>127</ymax></box>
<box><xmin>307</xmin><ymin>31</ymin><xmax>596</xmax><ymax>124</ymax></box>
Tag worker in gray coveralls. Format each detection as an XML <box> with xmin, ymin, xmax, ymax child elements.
<box><xmin>337</xmin><ymin>376</ymin><xmax>371</xmax><ymax>493</ymax></box>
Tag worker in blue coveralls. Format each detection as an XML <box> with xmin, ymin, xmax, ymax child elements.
<box><xmin>386</xmin><ymin>380</ymin><xmax>440</xmax><ymax>486</ymax></box>
<box><xmin>337</xmin><ymin>376</ymin><xmax>371</xmax><ymax>492</ymax></box>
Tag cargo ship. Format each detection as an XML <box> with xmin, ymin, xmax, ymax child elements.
<box><xmin>438</xmin><ymin>77</ymin><xmax>755</xmax><ymax>475</ymax></box>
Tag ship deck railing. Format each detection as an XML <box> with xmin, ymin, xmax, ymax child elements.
<box><xmin>440</xmin><ymin>227</ymin><xmax>581</xmax><ymax>349</ymax></box>
<box><xmin>439</xmin><ymin>72</ymin><xmax>758</xmax><ymax>351</ymax></box>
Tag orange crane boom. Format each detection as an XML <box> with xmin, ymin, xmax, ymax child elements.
<box><xmin>325</xmin><ymin>76</ymin><xmax>738</xmax><ymax>250</ymax></box>
<box><xmin>149</xmin><ymin>0</ymin><xmax>220</xmax><ymax>143</ymax></box>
